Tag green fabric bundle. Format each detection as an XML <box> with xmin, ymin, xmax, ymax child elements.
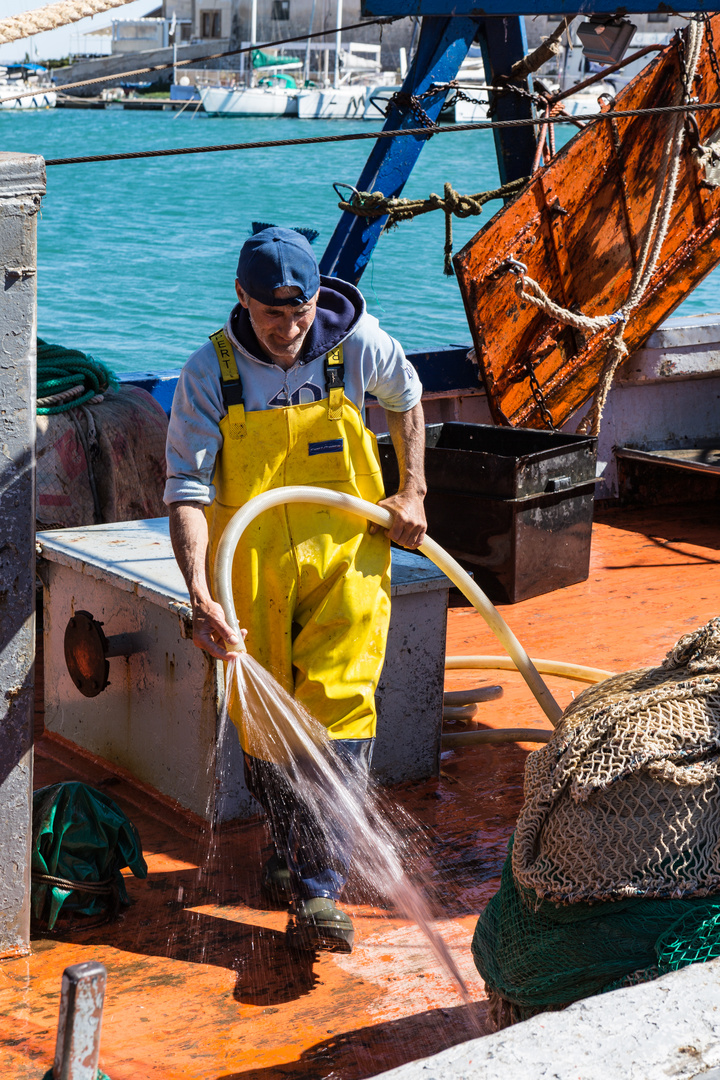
<box><xmin>37</xmin><ymin>338</ymin><xmax>117</xmax><ymax>415</ymax></box>
<box><xmin>32</xmin><ymin>782</ymin><xmax>147</xmax><ymax>931</ymax></box>
<box><xmin>472</xmin><ymin>835</ymin><xmax>720</xmax><ymax>1021</ymax></box>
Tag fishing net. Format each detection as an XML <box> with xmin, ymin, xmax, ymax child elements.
<box><xmin>473</xmin><ymin>836</ymin><xmax>720</xmax><ymax>1025</ymax></box>
<box><xmin>473</xmin><ymin>618</ymin><xmax>720</xmax><ymax>1022</ymax></box>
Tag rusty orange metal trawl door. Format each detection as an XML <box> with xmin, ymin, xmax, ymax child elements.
<box><xmin>454</xmin><ymin>17</ymin><xmax>720</xmax><ymax>430</ymax></box>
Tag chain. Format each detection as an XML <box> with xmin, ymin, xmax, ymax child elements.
<box><xmin>524</xmin><ymin>358</ymin><xmax>556</xmax><ymax>429</ymax></box>
<box><xmin>385</xmin><ymin>88</ymin><xmax>442</xmax><ymax>129</ymax></box>
<box><xmin>446</xmin><ymin>86</ymin><xmax>490</xmax><ymax>109</ymax></box>
<box><xmin>705</xmin><ymin>14</ymin><xmax>720</xmax><ymax>91</ymax></box>
<box><xmin>487</xmin><ymin>78</ymin><xmax>537</xmax><ymax>119</ymax></box>
<box><xmin>676</xmin><ymin>25</ymin><xmax>693</xmax><ymax>100</ymax></box>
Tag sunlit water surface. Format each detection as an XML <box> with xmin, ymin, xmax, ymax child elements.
<box><xmin>5</xmin><ymin>107</ymin><xmax>719</xmax><ymax>376</ymax></box>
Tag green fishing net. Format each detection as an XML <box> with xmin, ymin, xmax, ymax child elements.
<box><xmin>32</xmin><ymin>782</ymin><xmax>147</xmax><ymax>931</ymax></box>
<box><xmin>472</xmin><ymin>835</ymin><xmax>720</xmax><ymax>1021</ymax></box>
<box><xmin>474</xmin><ymin>621</ymin><xmax>720</xmax><ymax>1023</ymax></box>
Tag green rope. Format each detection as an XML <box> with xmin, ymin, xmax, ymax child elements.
<box><xmin>37</xmin><ymin>339</ymin><xmax>117</xmax><ymax>415</ymax></box>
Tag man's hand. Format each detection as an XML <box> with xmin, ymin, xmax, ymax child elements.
<box><xmin>372</xmin><ymin>489</ymin><xmax>427</xmax><ymax>549</ymax></box>
<box><xmin>369</xmin><ymin>401</ymin><xmax>428</xmax><ymax>550</ymax></box>
<box><xmin>192</xmin><ymin>596</ymin><xmax>246</xmax><ymax>661</ymax></box>
<box><xmin>169</xmin><ymin>501</ymin><xmax>247</xmax><ymax>661</ymax></box>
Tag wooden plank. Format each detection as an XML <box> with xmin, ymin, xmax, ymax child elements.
<box><xmin>454</xmin><ymin>19</ymin><xmax>720</xmax><ymax>429</ymax></box>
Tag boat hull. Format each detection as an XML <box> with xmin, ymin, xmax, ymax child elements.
<box><xmin>0</xmin><ymin>87</ymin><xmax>56</xmax><ymax>109</ymax></box>
<box><xmin>200</xmin><ymin>85</ymin><xmax>298</xmax><ymax>117</ymax></box>
<box><xmin>297</xmin><ymin>86</ymin><xmax>368</xmax><ymax>119</ymax></box>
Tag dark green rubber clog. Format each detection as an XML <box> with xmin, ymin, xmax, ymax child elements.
<box><xmin>288</xmin><ymin>897</ymin><xmax>354</xmax><ymax>953</ymax></box>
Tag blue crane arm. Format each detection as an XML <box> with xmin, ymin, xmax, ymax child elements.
<box><xmin>319</xmin><ymin>15</ymin><xmax>482</xmax><ymax>284</ymax></box>
<box><xmin>320</xmin><ymin>15</ymin><xmax>536</xmax><ymax>284</ymax></box>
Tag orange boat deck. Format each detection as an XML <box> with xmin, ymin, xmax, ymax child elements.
<box><xmin>2</xmin><ymin>502</ymin><xmax>719</xmax><ymax>1080</ymax></box>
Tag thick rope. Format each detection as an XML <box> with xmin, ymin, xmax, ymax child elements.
<box><xmin>0</xmin><ymin>0</ymin><xmax>132</xmax><ymax>45</ymax></box>
<box><xmin>509</xmin><ymin>17</ymin><xmax>572</xmax><ymax>80</ymax></box>
<box><xmin>513</xmin><ymin>18</ymin><xmax>703</xmax><ymax>437</ymax></box>
<box><xmin>37</xmin><ymin>338</ymin><xmax>116</xmax><ymax>414</ymax></box>
<box><xmin>338</xmin><ymin>175</ymin><xmax>529</xmax><ymax>275</ymax></box>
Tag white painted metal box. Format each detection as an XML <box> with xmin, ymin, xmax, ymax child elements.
<box><xmin>38</xmin><ymin>519</ymin><xmax>451</xmax><ymax>823</ymax></box>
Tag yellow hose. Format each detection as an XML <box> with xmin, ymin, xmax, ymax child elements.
<box><xmin>446</xmin><ymin>655</ymin><xmax>615</xmax><ymax>684</ymax></box>
<box><xmin>214</xmin><ymin>486</ymin><xmax>564</xmax><ymax>726</ymax></box>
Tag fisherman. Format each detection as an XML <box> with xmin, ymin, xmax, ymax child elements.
<box><xmin>165</xmin><ymin>227</ymin><xmax>426</xmax><ymax>954</ymax></box>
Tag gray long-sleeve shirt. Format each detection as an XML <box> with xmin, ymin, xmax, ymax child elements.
<box><xmin>164</xmin><ymin>279</ymin><xmax>422</xmax><ymax>506</ymax></box>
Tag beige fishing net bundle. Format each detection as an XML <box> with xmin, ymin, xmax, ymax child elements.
<box><xmin>512</xmin><ymin>618</ymin><xmax>720</xmax><ymax>904</ymax></box>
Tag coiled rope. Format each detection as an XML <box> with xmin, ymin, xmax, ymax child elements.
<box><xmin>336</xmin><ymin>176</ymin><xmax>529</xmax><ymax>275</ymax></box>
<box><xmin>510</xmin><ymin>19</ymin><xmax>704</xmax><ymax>437</ymax></box>
<box><xmin>37</xmin><ymin>338</ymin><xmax>116</xmax><ymax>415</ymax></box>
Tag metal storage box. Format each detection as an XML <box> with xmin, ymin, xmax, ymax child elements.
<box><xmin>37</xmin><ymin>519</ymin><xmax>452</xmax><ymax>824</ymax></box>
<box><xmin>378</xmin><ymin>422</ymin><xmax>597</xmax><ymax>604</ymax></box>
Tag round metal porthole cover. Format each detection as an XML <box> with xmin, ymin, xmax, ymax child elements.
<box><xmin>64</xmin><ymin>611</ymin><xmax>110</xmax><ymax>698</ymax></box>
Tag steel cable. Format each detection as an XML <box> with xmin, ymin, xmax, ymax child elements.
<box><xmin>44</xmin><ymin>100</ymin><xmax>720</xmax><ymax>168</ymax></box>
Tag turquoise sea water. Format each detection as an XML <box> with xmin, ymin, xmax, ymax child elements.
<box><xmin>4</xmin><ymin>108</ymin><xmax>720</xmax><ymax>376</ymax></box>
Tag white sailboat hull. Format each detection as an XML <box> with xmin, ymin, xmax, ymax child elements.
<box><xmin>453</xmin><ymin>97</ymin><xmax>489</xmax><ymax>123</ymax></box>
<box><xmin>200</xmin><ymin>85</ymin><xmax>298</xmax><ymax>117</ymax></box>
<box><xmin>0</xmin><ymin>86</ymin><xmax>56</xmax><ymax>109</ymax></box>
<box><xmin>296</xmin><ymin>86</ymin><xmax>367</xmax><ymax>119</ymax></box>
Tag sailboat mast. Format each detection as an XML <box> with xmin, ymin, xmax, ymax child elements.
<box><xmin>304</xmin><ymin>0</ymin><xmax>317</xmax><ymax>84</ymax></box>
<box><xmin>246</xmin><ymin>0</ymin><xmax>257</xmax><ymax>87</ymax></box>
<box><xmin>333</xmin><ymin>0</ymin><xmax>343</xmax><ymax>88</ymax></box>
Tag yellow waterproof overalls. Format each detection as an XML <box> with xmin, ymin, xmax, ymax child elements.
<box><xmin>205</xmin><ymin>329</ymin><xmax>392</xmax><ymax>763</ymax></box>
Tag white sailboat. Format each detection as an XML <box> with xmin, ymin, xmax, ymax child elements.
<box><xmin>296</xmin><ymin>0</ymin><xmax>377</xmax><ymax>119</ymax></box>
<box><xmin>0</xmin><ymin>64</ymin><xmax>56</xmax><ymax>110</ymax></box>
<box><xmin>297</xmin><ymin>82</ymin><xmax>368</xmax><ymax>120</ymax></box>
<box><xmin>199</xmin><ymin>0</ymin><xmax>301</xmax><ymax>117</ymax></box>
<box><xmin>200</xmin><ymin>75</ymin><xmax>300</xmax><ymax>117</ymax></box>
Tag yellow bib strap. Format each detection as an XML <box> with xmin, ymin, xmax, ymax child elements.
<box><xmin>210</xmin><ymin>329</ymin><xmax>246</xmax><ymax>439</ymax></box>
<box><xmin>325</xmin><ymin>343</ymin><xmax>344</xmax><ymax>422</ymax></box>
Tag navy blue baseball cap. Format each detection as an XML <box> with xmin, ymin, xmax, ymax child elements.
<box><xmin>236</xmin><ymin>227</ymin><xmax>320</xmax><ymax>307</ymax></box>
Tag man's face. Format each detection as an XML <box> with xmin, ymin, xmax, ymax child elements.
<box><xmin>235</xmin><ymin>281</ymin><xmax>318</xmax><ymax>369</ymax></box>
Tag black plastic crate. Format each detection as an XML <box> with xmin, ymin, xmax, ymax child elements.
<box><xmin>377</xmin><ymin>422</ymin><xmax>598</xmax><ymax>604</ymax></box>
